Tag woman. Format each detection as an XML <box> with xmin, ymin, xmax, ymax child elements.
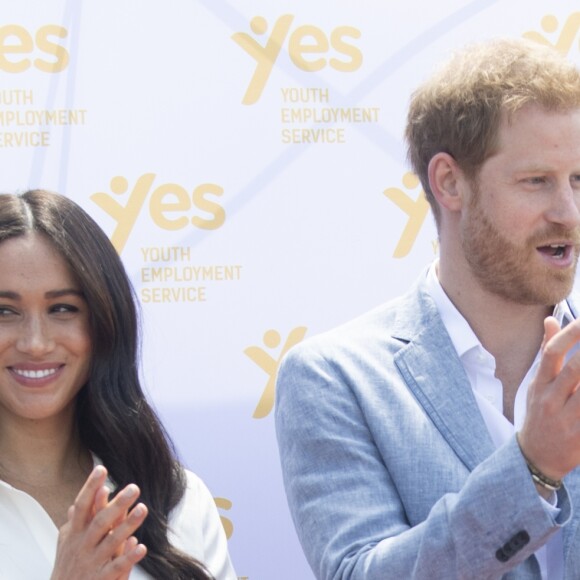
<box><xmin>0</xmin><ymin>189</ymin><xmax>236</xmax><ymax>579</ymax></box>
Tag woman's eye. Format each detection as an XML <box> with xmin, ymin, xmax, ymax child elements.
<box><xmin>0</xmin><ymin>306</ymin><xmax>17</xmax><ymax>317</ymax></box>
<box><xmin>50</xmin><ymin>304</ymin><xmax>80</xmax><ymax>314</ymax></box>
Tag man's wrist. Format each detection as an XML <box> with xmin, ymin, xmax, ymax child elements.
<box><xmin>526</xmin><ymin>460</ymin><xmax>562</xmax><ymax>491</ymax></box>
<box><xmin>515</xmin><ymin>433</ymin><xmax>562</xmax><ymax>496</ymax></box>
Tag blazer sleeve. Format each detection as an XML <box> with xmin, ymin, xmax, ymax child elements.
<box><xmin>275</xmin><ymin>341</ymin><xmax>572</xmax><ymax>580</ymax></box>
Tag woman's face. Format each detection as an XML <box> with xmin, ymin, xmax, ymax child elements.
<box><xmin>0</xmin><ymin>233</ymin><xmax>91</xmax><ymax>428</ymax></box>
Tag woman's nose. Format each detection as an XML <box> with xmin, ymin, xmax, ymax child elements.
<box><xmin>16</xmin><ymin>316</ymin><xmax>55</xmax><ymax>356</ymax></box>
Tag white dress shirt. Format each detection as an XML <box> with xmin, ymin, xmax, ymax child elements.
<box><xmin>426</xmin><ymin>263</ymin><xmax>576</xmax><ymax>580</ymax></box>
<box><xmin>0</xmin><ymin>461</ymin><xmax>237</xmax><ymax>579</ymax></box>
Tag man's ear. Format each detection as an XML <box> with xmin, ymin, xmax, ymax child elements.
<box><xmin>427</xmin><ymin>152</ymin><xmax>464</xmax><ymax>212</ymax></box>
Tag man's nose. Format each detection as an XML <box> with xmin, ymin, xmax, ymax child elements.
<box><xmin>545</xmin><ymin>181</ymin><xmax>580</xmax><ymax>229</ymax></box>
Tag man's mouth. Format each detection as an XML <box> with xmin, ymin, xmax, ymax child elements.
<box><xmin>548</xmin><ymin>244</ymin><xmax>566</xmax><ymax>258</ymax></box>
<box><xmin>537</xmin><ymin>243</ymin><xmax>570</xmax><ymax>259</ymax></box>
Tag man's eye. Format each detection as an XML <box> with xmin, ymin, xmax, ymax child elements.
<box><xmin>526</xmin><ymin>177</ymin><xmax>545</xmax><ymax>185</ymax></box>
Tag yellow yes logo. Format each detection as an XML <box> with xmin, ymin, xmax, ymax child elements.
<box><xmin>0</xmin><ymin>24</ymin><xmax>68</xmax><ymax>73</ymax></box>
<box><xmin>523</xmin><ymin>12</ymin><xmax>580</xmax><ymax>54</ymax></box>
<box><xmin>232</xmin><ymin>15</ymin><xmax>362</xmax><ymax>105</ymax></box>
<box><xmin>384</xmin><ymin>172</ymin><xmax>430</xmax><ymax>259</ymax></box>
<box><xmin>91</xmin><ymin>174</ymin><xmax>226</xmax><ymax>254</ymax></box>
<box><xmin>244</xmin><ymin>327</ymin><xmax>308</xmax><ymax>418</ymax></box>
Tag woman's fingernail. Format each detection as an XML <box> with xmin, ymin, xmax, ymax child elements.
<box><xmin>121</xmin><ymin>484</ymin><xmax>139</xmax><ymax>498</ymax></box>
<box><xmin>92</xmin><ymin>466</ymin><xmax>106</xmax><ymax>479</ymax></box>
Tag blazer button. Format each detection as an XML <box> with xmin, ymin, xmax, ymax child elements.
<box><xmin>495</xmin><ymin>530</ymin><xmax>530</xmax><ymax>562</ymax></box>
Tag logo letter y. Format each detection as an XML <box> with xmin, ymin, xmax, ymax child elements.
<box><xmin>91</xmin><ymin>173</ymin><xmax>156</xmax><ymax>253</ymax></box>
<box><xmin>232</xmin><ymin>15</ymin><xmax>294</xmax><ymax>105</ymax></box>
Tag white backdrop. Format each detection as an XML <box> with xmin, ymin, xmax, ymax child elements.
<box><xmin>1</xmin><ymin>2</ymin><xmax>579</xmax><ymax>578</ymax></box>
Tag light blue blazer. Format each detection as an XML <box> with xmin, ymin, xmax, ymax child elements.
<box><xmin>275</xmin><ymin>271</ymin><xmax>580</xmax><ymax>579</ymax></box>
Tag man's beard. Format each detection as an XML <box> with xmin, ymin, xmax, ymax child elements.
<box><xmin>460</xmin><ymin>195</ymin><xmax>579</xmax><ymax>306</ymax></box>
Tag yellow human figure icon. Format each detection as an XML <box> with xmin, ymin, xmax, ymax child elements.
<box><xmin>231</xmin><ymin>15</ymin><xmax>294</xmax><ymax>105</ymax></box>
<box><xmin>244</xmin><ymin>326</ymin><xmax>308</xmax><ymax>418</ymax></box>
<box><xmin>383</xmin><ymin>172</ymin><xmax>430</xmax><ymax>259</ymax></box>
<box><xmin>523</xmin><ymin>13</ymin><xmax>580</xmax><ymax>54</ymax></box>
<box><xmin>90</xmin><ymin>174</ymin><xmax>156</xmax><ymax>253</ymax></box>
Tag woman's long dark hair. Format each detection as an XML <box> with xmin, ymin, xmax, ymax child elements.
<box><xmin>0</xmin><ymin>190</ymin><xmax>212</xmax><ymax>579</ymax></box>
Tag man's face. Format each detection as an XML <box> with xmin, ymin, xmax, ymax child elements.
<box><xmin>460</xmin><ymin>105</ymin><xmax>580</xmax><ymax>306</ymax></box>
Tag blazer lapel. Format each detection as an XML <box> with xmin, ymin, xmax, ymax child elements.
<box><xmin>391</xmin><ymin>273</ymin><xmax>495</xmax><ymax>471</ymax></box>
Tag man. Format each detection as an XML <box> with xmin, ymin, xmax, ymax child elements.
<box><xmin>275</xmin><ymin>38</ymin><xmax>580</xmax><ymax>579</ymax></box>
